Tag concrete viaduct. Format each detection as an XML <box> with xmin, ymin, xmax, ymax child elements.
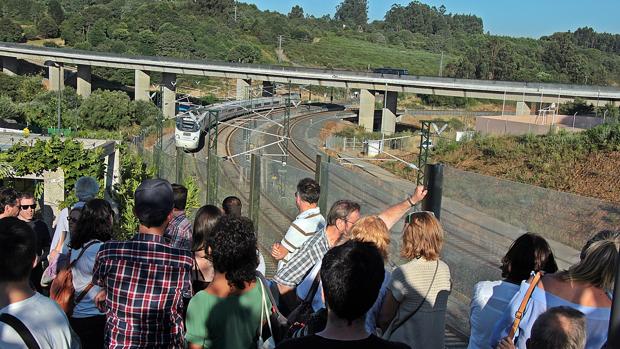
<box><xmin>2</xmin><ymin>42</ymin><xmax>620</xmax><ymax>134</ymax></box>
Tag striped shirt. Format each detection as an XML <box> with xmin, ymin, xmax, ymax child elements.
<box><xmin>278</xmin><ymin>207</ymin><xmax>325</xmax><ymax>269</ymax></box>
<box><xmin>92</xmin><ymin>233</ymin><xmax>193</xmax><ymax>349</ymax></box>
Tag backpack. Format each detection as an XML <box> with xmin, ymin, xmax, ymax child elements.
<box><xmin>50</xmin><ymin>241</ymin><xmax>98</xmax><ymax>317</ymax></box>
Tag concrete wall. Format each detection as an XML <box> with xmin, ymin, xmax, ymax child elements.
<box><xmin>162</xmin><ymin>72</ymin><xmax>177</xmax><ymax>119</ymax></box>
<box><xmin>359</xmin><ymin>89</ymin><xmax>375</xmax><ymax>132</ymax></box>
<box><xmin>237</xmin><ymin>79</ymin><xmax>251</xmax><ymax>100</ymax></box>
<box><xmin>77</xmin><ymin>65</ymin><xmax>91</xmax><ymax>98</ymax></box>
<box><xmin>134</xmin><ymin>70</ymin><xmax>151</xmax><ymax>102</ymax></box>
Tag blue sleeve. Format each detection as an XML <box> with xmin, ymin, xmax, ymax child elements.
<box><xmin>489</xmin><ymin>288</ymin><xmax>521</xmax><ymax>347</ymax></box>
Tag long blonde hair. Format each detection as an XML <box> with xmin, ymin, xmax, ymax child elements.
<box><xmin>560</xmin><ymin>237</ymin><xmax>620</xmax><ymax>290</ymax></box>
<box><xmin>348</xmin><ymin>216</ymin><xmax>390</xmax><ymax>260</ymax></box>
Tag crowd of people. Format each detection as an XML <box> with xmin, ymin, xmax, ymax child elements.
<box><xmin>0</xmin><ymin>175</ymin><xmax>618</xmax><ymax>349</ymax></box>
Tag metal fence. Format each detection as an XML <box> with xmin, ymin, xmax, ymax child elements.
<box><xmin>129</xmin><ymin>129</ymin><xmax>620</xmax><ymax>345</ymax></box>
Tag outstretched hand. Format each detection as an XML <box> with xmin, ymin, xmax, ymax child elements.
<box><xmin>410</xmin><ymin>185</ymin><xmax>428</xmax><ymax>204</ymax></box>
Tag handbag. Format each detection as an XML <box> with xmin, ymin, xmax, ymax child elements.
<box><xmin>50</xmin><ymin>241</ymin><xmax>98</xmax><ymax>317</ymax></box>
<box><xmin>284</xmin><ymin>270</ymin><xmax>323</xmax><ymax>339</ymax></box>
<box><xmin>384</xmin><ymin>260</ymin><xmax>439</xmax><ymax>338</ymax></box>
<box><xmin>256</xmin><ymin>273</ymin><xmax>289</xmax><ymax>345</ymax></box>
<box><xmin>508</xmin><ymin>271</ymin><xmax>543</xmax><ymax>340</ymax></box>
<box><xmin>41</xmin><ymin>230</ymin><xmax>69</xmax><ymax>286</ymax></box>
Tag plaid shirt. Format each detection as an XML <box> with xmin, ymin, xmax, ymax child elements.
<box><xmin>273</xmin><ymin>227</ymin><xmax>329</xmax><ymax>287</ymax></box>
<box><xmin>93</xmin><ymin>233</ymin><xmax>193</xmax><ymax>349</ymax></box>
<box><xmin>164</xmin><ymin>212</ymin><xmax>193</xmax><ymax>251</ymax></box>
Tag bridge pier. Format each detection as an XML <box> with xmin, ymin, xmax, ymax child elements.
<box><xmin>359</xmin><ymin>89</ymin><xmax>376</xmax><ymax>132</ymax></box>
<box><xmin>48</xmin><ymin>63</ymin><xmax>64</xmax><ymax>91</ymax></box>
<box><xmin>262</xmin><ymin>81</ymin><xmax>275</xmax><ymax>97</ymax></box>
<box><xmin>134</xmin><ymin>70</ymin><xmax>151</xmax><ymax>102</ymax></box>
<box><xmin>77</xmin><ymin>65</ymin><xmax>91</xmax><ymax>98</ymax></box>
<box><xmin>162</xmin><ymin>72</ymin><xmax>177</xmax><ymax>119</ymax></box>
<box><xmin>2</xmin><ymin>57</ymin><xmax>18</xmax><ymax>76</ymax></box>
<box><xmin>236</xmin><ymin>78</ymin><xmax>251</xmax><ymax>100</ymax></box>
<box><xmin>516</xmin><ymin>101</ymin><xmax>531</xmax><ymax>116</ymax></box>
<box><xmin>381</xmin><ymin>91</ymin><xmax>398</xmax><ymax>135</ymax></box>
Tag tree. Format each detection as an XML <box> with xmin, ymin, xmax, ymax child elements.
<box><xmin>87</xmin><ymin>19</ymin><xmax>108</xmax><ymax>47</ymax></box>
<box><xmin>227</xmin><ymin>43</ymin><xmax>261</xmax><ymax>63</ymax></box>
<box><xmin>0</xmin><ymin>18</ymin><xmax>24</xmax><ymax>42</ymax></box>
<box><xmin>0</xmin><ymin>95</ymin><xmax>24</xmax><ymax>123</ymax></box>
<box><xmin>37</xmin><ymin>15</ymin><xmax>60</xmax><ymax>39</ymax></box>
<box><xmin>335</xmin><ymin>0</ymin><xmax>368</xmax><ymax>27</ymax></box>
<box><xmin>48</xmin><ymin>0</ymin><xmax>65</xmax><ymax>25</ymax></box>
<box><xmin>194</xmin><ymin>0</ymin><xmax>234</xmax><ymax>16</ymax></box>
<box><xmin>288</xmin><ymin>5</ymin><xmax>304</xmax><ymax>19</ymax></box>
<box><xmin>78</xmin><ymin>90</ymin><xmax>134</xmax><ymax>130</ymax></box>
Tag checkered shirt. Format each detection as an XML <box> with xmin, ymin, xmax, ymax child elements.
<box><xmin>273</xmin><ymin>227</ymin><xmax>329</xmax><ymax>288</ymax></box>
<box><xmin>164</xmin><ymin>212</ymin><xmax>193</xmax><ymax>251</ymax></box>
<box><xmin>93</xmin><ymin>233</ymin><xmax>193</xmax><ymax>349</ymax></box>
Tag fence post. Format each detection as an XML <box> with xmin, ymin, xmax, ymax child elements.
<box><xmin>249</xmin><ymin>154</ymin><xmax>261</xmax><ymax>230</ymax></box>
<box><xmin>422</xmin><ymin>163</ymin><xmax>444</xmax><ymax>220</ymax></box>
<box><xmin>175</xmin><ymin>147</ymin><xmax>184</xmax><ymax>184</ymax></box>
<box><xmin>608</xmin><ymin>256</ymin><xmax>620</xmax><ymax>348</ymax></box>
<box><xmin>316</xmin><ymin>157</ymin><xmax>330</xmax><ymax>217</ymax></box>
<box><xmin>206</xmin><ymin>149</ymin><xmax>218</xmax><ymax>205</ymax></box>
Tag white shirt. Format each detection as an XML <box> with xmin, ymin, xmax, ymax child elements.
<box><xmin>278</xmin><ymin>207</ymin><xmax>325</xmax><ymax>270</ymax></box>
<box><xmin>468</xmin><ymin>280</ymin><xmax>520</xmax><ymax>349</ymax></box>
<box><xmin>0</xmin><ymin>293</ymin><xmax>76</xmax><ymax>349</ymax></box>
<box><xmin>69</xmin><ymin>240</ymin><xmax>104</xmax><ymax>318</ymax></box>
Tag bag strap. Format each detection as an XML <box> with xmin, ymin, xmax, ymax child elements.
<box><xmin>387</xmin><ymin>260</ymin><xmax>439</xmax><ymax>336</ymax></box>
<box><xmin>0</xmin><ymin>313</ymin><xmax>41</xmax><ymax>349</ymax></box>
<box><xmin>508</xmin><ymin>271</ymin><xmax>542</xmax><ymax>340</ymax></box>
<box><xmin>75</xmin><ymin>283</ymin><xmax>95</xmax><ymax>305</ymax></box>
<box><xmin>257</xmin><ymin>279</ymin><xmax>274</xmax><ymax>343</ymax></box>
<box><xmin>69</xmin><ymin>240</ymin><xmax>99</xmax><ymax>268</ymax></box>
<box><xmin>303</xmin><ymin>270</ymin><xmax>321</xmax><ymax>303</ymax></box>
<box><xmin>256</xmin><ymin>272</ymin><xmax>283</xmax><ymax>315</ymax></box>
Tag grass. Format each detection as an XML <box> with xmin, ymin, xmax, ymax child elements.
<box><xmin>285</xmin><ymin>34</ymin><xmax>453</xmax><ymax>76</ymax></box>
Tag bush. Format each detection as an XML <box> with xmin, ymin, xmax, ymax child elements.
<box><xmin>0</xmin><ymin>18</ymin><xmax>24</xmax><ymax>42</ymax></box>
<box><xmin>78</xmin><ymin>90</ymin><xmax>134</xmax><ymax>130</ymax></box>
<box><xmin>22</xmin><ymin>88</ymin><xmax>82</xmax><ymax>129</ymax></box>
<box><xmin>37</xmin><ymin>15</ymin><xmax>60</xmax><ymax>39</ymax></box>
<box><xmin>0</xmin><ymin>95</ymin><xmax>25</xmax><ymax>123</ymax></box>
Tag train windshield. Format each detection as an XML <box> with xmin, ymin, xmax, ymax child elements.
<box><xmin>176</xmin><ymin>117</ymin><xmax>200</xmax><ymax>132</ymax></box>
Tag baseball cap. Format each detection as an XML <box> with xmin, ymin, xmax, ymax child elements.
<box><xmin>134</xmin><ymin>179</ymin><xmax>174</xmax><ymax>217</ymax></box>
<box><xmin>75</xmin><ymin>176</ymin><xmax>100</xmax><ymax>201</ymax></box>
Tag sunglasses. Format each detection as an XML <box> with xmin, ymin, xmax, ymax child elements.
<box><xmin>20</xmin><ymin>204</ymin><xmax>37</xmax><ymax>210</ymax></box>
<box><xmin>405</xmin><ymin>210</ymin><xmax>435</xmax><ymax>224</ymax></box>
<box><xmin>68</xmin><ymin>217</ymin><xmax>80</xmax><ymax>223</ymax></box>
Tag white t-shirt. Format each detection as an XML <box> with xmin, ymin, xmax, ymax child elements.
<box><xmin>0</xmin><ymin>293</ymin><xmax>76</xmax><ymax>349</ymax></box>
<box><xmin>278</xmin><ymin>207</ymin><xmax>325</xmax><ymax>270</ymax></box>
<box><xmin>69</xmin><ymin>240</ymin><xmax>104</xmax><ymax>318</ymax></box>
<box><xmin>468</xmin><ymin>280</ymin><xmax>520</xmax><ymax>349</ymax></box>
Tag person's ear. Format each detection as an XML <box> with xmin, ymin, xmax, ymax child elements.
<box><xmin>31</xmin><ymin>255</ymin><xmax>39</xmax><ymax>270</ymax></box>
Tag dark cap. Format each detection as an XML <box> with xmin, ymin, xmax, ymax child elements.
<box><xmin>134</xmin><ymin>179</ymin><xmax>174</xmax><ymax>216</ymax></box>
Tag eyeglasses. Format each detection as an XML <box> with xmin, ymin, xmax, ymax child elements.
<box><xmin>68</xmin><ymin>217</ymin><xmax>80</xmax><ymax>223</ymax></box>
<box><xmin>20</xmin><ymin>204</ymin><xmax>37</xmax><ymax>210</ymax></box>
<box><xmin>405</xmin><ymin>210</ymin><xmax>435</xmax><ymax>224</ymax></box>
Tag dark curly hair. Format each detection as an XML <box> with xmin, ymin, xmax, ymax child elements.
<box><xmin>208</xmin><ymin>215</ymin><xmax>258</xmax><ymax>290</ymax></box>
<box><xmin>69</xmin><ymin>199</ymin><xmax>113</xmax><ymax>250</ymax></box>
<box><xmin>192</xmin><ymin>205</ymin><xmax>222</xmax><ymax>252</ymax></box>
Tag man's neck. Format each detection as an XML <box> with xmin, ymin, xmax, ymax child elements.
<box><xmin>172</xmin><ymin>209</ymin><xmax>185</xmax><ymax>217</ymax></box>
<box><xmin>17</xmin><ymin>216</ymin><xmax>31</xmax><ymax>223</ymax></box>
<box><xmin>298</xmin><ymin>202</ymin><xmax>317</xmax><ymax>214</ymax></box>
<box><xmin>317</xmin><ymin>313</ymin><xmax>369</xmax><ymax>341</ymax></box>
<box><xmin>324</xmin><ymin>225</ymin><xmax>342</xmax><ymax>248</ymax></box>
<box><xmin>138</xmin><ymin>224</ymin><xmax>165</xmax><ymax>236</ymax></box>
<box><xmin>0</xmin><ymin>280</ymin><xmax>35</xmax><ymax>309</ymax></box>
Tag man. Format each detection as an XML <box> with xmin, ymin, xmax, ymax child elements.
<box><xmin>497</xmin><ymin>306</ymin><xmax>586</xmax><ymax>349</ymax></box>
<box><xmin>164</xmin><ymin>183</ymin><xmax>192</xmax><ymax>251</ymax></box>
<box><xmin>222</xmin><ymin>195</ymin><xmax>242</xmax><ymax>217</ymax></box>
<box><xmin>0</xmin><ymin>217</ymin><xmax>76</xmax><ymax>348</ymax></box>
<box><xmin>50</xmin><ymin>176</ymin><xmax>99</xmax><ymax>257</ymax></box>
<box><xmin>273</xmin><ymin>186</ymin><xmax>427</xmax><ymax>307</ymax></box>
<box><xmin>272</xmin><ymin>178</ymin><xmax>325</xmax><ymax>270</ymax></box>
<box><xmin>0</xmin><ymin>187</ymin><xmax>20</xmax><ymax>219</ymax></box>
<box><xmin>93</xmin><ymin>179</ymin><xmax>193</xmax><ymax>348</ymax></box>
<box><xmin>17</xmin><ymin>193</ymin><xmax>51</xmax><ymax>294</ymax></box>
<box><xmin>276</xmin><ymin>241</ymin><xmax>409</xmax><ymax>349</ymax></box>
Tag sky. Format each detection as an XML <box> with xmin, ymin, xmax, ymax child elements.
<box><xmin>244</xmin><ymin>0</ymin><xmax>620</xmax><ymax>38</ymax></box>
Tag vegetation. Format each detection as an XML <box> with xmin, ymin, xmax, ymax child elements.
<box><xmin>0</xmin><ymin>0</ymin><xmax>617</xmax><ymax>86</ymax></box>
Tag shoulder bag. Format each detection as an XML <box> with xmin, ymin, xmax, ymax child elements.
<box><xmin>507</xmin><ymin>271</ymin><xmax>542</xmax><ymax>340</ymax></box>
<box><xmin>0</xmin><ymin>313</ymin><xmax>41</xmax><ymax>349</ymax></box>
<box><xmin>50</xmin><ymin>240</ymin><xmax>99</xmax><ymax>317</ymax></box>
<box><xmin>384</xmin><ymin>260</ymin><xmax>439</xmax><ymax>338</ymax></box>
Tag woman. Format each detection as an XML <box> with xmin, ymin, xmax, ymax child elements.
<box><xmin>185</xmin><ymin>215</ymin><xmax>269</xmax><ymax>349</ymax></box>
<box><xmin>468</xmin><ymin>233</ymin><xmax>558</xmax><ymax>349</ymax></box>
<box><xmin>191</xmin><ymin>205</ymin><xmax>222</xmax><ymax>293</ymax></box>
<box><xmin>491</xmin><ymin>235</ymin><xmax>619</xmax><ymax>349</ymax></box>
<box><xmin>67</xmin><ymin>199</ymin><xmax>113</xmax><ymax>349</ymax></box>
<box><xmin>377</xmin><ymin>211</ymin><xmax>451</xmax><ymax>349</ymax></box>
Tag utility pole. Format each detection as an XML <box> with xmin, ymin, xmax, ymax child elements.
<box><xmin>277</xmin><ymin>35</ymin><xmax>284</xmax><ymax>63</ymax></box>
<box><xmin>439</xmin><ymin>51</ymin><xmax>444</xmax><ymax>77</ymax></box>
<box><xmin>234</xmin><ymin>1</ymin><xmax>237</xmax><ymax>22</ymax></box>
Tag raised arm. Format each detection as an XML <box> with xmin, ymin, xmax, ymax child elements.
<box><xmin>378</xmin><ymin>185</ymin><xmax>428</xmax><ymax>230</ymax></box>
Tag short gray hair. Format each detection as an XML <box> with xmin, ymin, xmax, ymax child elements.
<box><xmin>527</xmin><ymin>306</ymin><xmax>586</xmax><ymax>349</ymax></box>
<box><xmin>75</xmin><ymin>176</ymin><xmax>99</xmax><ymax>201</ymax></box>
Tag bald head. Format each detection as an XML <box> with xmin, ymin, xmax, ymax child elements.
<box><xmin>527</xmin><ymin>306</ymin><xmax>586</xmax><ymax>349</ymax></box>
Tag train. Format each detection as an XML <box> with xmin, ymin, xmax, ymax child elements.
<box><xmin>174</xmin><ymin>95</ymin><xmax>299</xmax><ymax>150</ymax></box>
